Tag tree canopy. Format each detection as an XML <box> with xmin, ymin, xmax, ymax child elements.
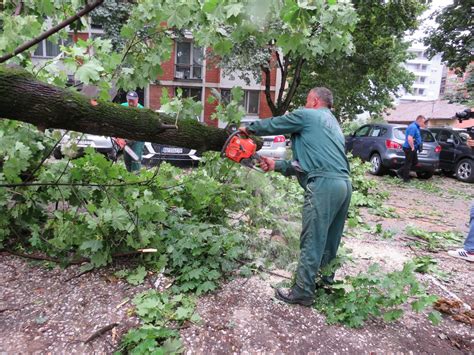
<box><xmin>424</xmin><ymin>0</ymin><xmax>474</xmax><ymax>74</ymax></box>
<box><xmin>294</xmin><ymin>0</ymin><xmax>427</xmax><ymax>120</ymax></box>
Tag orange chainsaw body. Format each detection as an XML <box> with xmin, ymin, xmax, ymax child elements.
<box><xmin>223</xmin><ymin>132</ymin><xmax>257</xmax><ymax>163</ymax></box>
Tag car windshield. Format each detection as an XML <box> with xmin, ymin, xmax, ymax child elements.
<box><xmin>393</xmin><ymin>128</ymin><xmax>435</xmax><ymax>142</ymax></box>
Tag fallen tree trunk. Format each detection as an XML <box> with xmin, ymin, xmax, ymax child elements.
<box><xmin>0</xmin><ymin>66</ymin><xmax>229</xmax><ymax>152</ymax></box>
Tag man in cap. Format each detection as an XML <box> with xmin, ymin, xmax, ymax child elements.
<box><xmin>121</xmin><ymin>91</ymin><xmax>144</xmax><ymax>172</ymax></box>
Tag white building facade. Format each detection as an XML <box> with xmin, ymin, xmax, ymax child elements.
<box><xmin>398</xmin><ymin>43</ymin><xmax>445</xmax><ymax>102</ymax></box>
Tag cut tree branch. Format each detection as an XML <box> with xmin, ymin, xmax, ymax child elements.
<box><xmin>0</xmin><ymin>66</ymin><xmax>229</xmax><ymax>152</ymax></box>
<box><xmin>0</xmin><ymin>0</ymin><xmax>104</xmax><ymax>64</ymax></box>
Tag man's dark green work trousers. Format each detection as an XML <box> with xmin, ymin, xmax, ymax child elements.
<box><xmin>293</xmin><ymin>176</ymin><xmax>352</xmax><ymax>299</ymax></box>
<box><xmin>124</xmin><ymin>141</ymin><xmax>145</xmax><ymax>172</ymax></box>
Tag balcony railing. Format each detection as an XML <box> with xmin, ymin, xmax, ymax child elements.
<box><xmin>175</xmin><ymin>64</ymin><xmax>202</xmax><ymax>80</ymax></box>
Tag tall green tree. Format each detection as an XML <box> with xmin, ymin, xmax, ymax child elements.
<box><xmin>294</xmin><ymin>0</ymin><xmax>427</xmax><ymax>121</ymax></box>
<box><xmin>424</xmin><ymin>0</ymin><xmax>474</xmax><ymax>74</ymax></box>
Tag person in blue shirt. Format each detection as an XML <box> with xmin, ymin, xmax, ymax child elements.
<box><xmin>121</xmin><ymin>91</ymin><xmax>144</xmax><ymax>172</ymax></box>
<box><xmin>398</xmin><ymin>115</ymin><xmax>426</xmax><ymax>182</ymax></box>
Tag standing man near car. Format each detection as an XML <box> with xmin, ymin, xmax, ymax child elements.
<box><xmin>121</xmin><ymin>91</ymin><xmax>144</xmax><ymax>172</ymax></box>
<box><xmin>240</xmin><ymin>87</ymin><xmax>352</xmax><ymax>306</ymax></box>
<box><xmin>398</xmin><ymin>115</ymin><xmax>426</xmax><ymax>182</ymax></box>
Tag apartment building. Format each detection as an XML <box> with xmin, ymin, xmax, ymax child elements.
<box><xmin>32</xmin><ymin>29</ymin><xmax>280</xmax><ymax>127</ymax></box>
<box><xmin>148</xmin><ymin>38</ymin><xmax>281</xmax><ymax>127</ymax></box>
<box><xmin>398</xmin><ymin>43</ymin><xmax>445</xmax><ymax>102</ymax></box>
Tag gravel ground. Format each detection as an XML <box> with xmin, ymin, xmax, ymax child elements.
<box><xmin>1</xmin><ymin>174</ymin><xmax>473</xmax><ymax>353</ymax></box>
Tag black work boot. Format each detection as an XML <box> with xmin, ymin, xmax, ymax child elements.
<box><xmin>275</xmin><ymin>288</ymin><xmax>314</xmax><ymax>306</ymax></box>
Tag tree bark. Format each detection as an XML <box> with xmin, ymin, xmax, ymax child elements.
<box><xmin>0</xmin><ymin>66</ymin><xmax>230</xmax><ymax>152</ymax></box>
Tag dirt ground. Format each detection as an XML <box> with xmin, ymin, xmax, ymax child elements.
<box><xmin>1</xmin><ymin>174</ymin><xmax>473</xmax><ymax>354</ymax></box>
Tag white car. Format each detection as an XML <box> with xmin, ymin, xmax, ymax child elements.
<box><xmin>240</xmin><ymin>119</ymin><xmax>289</xmax><ymax>160</ymax></box>
<box><xmin>53</xmin><ymin>131</ymin><xmax>117</xmax><ymax>160</ymax></box>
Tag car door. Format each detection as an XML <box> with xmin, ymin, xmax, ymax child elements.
<box><xmin>434</xmin><ymin>129</ymin><xmax>456</xmax><ymax>170</ymax></box>
<box><xmin>350</xmin><ymin>125</ymin><xmax>372</xmax><ymax>159</ymax></box>
<box><xmin>362</xmin><ymin>125</ymin><xmax>384</xmax><ymax>161</ymax></box>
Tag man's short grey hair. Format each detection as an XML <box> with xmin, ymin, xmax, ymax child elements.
<box><xmin>311</xmin><ymin>87</ymin><xmax>333</xmax><ymax>108</ymax></box>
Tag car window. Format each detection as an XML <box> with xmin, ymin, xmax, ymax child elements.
<box><xmin>421</xmin><ymin>130</ymin><xmax>435</xmax><ymax>143</ymax></box>
<box><xmin>437</xmin><ymin>130</ymin><xmax>454</xmax><ymax>143</ymax></box>
<box><xmin>370</xmin><ymin>127</ymin><xmax>382</xmax><ymax>137</ymax></box>
<box><xmin>430</xmin><ymin>130</ymin><xmax>441</xmax><ymax>140</ymax></box>
<box><xmin>354</xmin><ymin>125</ymin><xmax>371</xmax><ymax>137</ymax></box>
<box><xmin>393</xmin><ymin>128</ymin><xmax>406</xmax><ymax>140</ymax></box>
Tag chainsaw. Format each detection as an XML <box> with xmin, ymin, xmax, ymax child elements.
<box><xmin>111</xmin><ymin>137</ymin><xmax>140</xmax><ymax>161</ymax></box>
<box><xmin>221</xmin><ymin>131</ymin><xmax>263</xmax><ymax>171</ymax></box>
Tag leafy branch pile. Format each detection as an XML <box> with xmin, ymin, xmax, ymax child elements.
<box><xmin>346</xmin><ymin>154</ymin><xmax>389</xmax><ymax>227</ymax></box>
<box><xmin>118</xmin><ymin>290</ymin><xmax>199</xmax><ymax>354</ymax></box>
<box><xmin>314</xmin><ymin>262</ymin><xmax>441</xmax><ymax>328</ymax></box>
<box><xmin>0</xmin><ymin>121</ymin><xmax>303</xmax><ymax>293</ymax></box>
<box><xmin>405</xmin><ymin>226</ymin><xmax>464</xmax><ymax>252</ymax></box>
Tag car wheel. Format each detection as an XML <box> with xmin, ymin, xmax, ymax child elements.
<box><xmin>53</xmin><ymin>147</ymin><xmax>63</xmax><ymax>160</ymax></box>
<box><xmin>456</xmin><ymin>159</ymin><xmax>474</xmax><ymax>183</ymax></box>
<box><xmin>369</xmin><ymin>153</ymin><xmax>385</xmax><ymax>175</ymax></box>
<box><xmin>417</xmin><ymin>171</ymin><xmax>433</xmax><ymax>179</ymax></box>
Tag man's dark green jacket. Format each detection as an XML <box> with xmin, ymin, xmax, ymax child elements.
<box><xmin>248</xmin><ymin>108</ymin><xmax>350</xmax><ymax>187</ymax></box>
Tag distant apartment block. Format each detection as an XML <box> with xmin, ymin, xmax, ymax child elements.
<box><xmin>398</xmin><ymin>44</ymin><xmax>444</xmax><ymax>102</ymax></box>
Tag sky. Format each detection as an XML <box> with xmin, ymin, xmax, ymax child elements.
<box><xmin>407</xmin><ymin>0</ymin><xmax>454</xmax><ymax>43</ymax></box>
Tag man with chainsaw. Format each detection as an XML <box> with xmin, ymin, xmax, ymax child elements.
<box><xmin>240</xmin><ymin>87</ymin><xmax>351</xmax><ymax>306</ymax></box>
<box><xmin>121</xmin><ymin>91</ymin><xmax>144</xmax><ymax>172</ymax></box>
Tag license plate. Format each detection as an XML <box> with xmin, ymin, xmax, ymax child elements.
<box><xmin>77</xmin><ymin>140</ymin><xmax>92</xmax><ymax>145</ymax></box>
<box><xmin>162</xmin><ymin>147</ymin><xmax>183</xmax><ymax>154</ymax></box>
<box><xmin>419</xmin><ymin>150</ymin><xmax>428</xmax><ymax>155</ymax></box>
<box><xmin>263</xmin><ymin>141</ymin><xmax>272</xmax><ymax>147</ymax></box>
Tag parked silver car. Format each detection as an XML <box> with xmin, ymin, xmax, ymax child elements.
<box><xmin>240</xmin><ymin>119</ymin><xmax>289</xmax><ymax>160</ymax></box>
<box><xmin>346</xmin><ymin>123</ymin><xmax>441</xmax><ymax>179</ymax></box>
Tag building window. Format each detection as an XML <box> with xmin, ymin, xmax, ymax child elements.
<box><xmin>419</xmin><ymin>77</ymin><xmax>426</xmax><ymax>83</ymax></box>
<box><xmin>245</xmin><ymin>91</ymin><xmax>260</xmax><ymax>114</ymax></box>
<box><xmin>418</xmin><ymin>88</ymin><xmax>425</xmax><ymax>95</ymax></box>
<box><xmin>176</xmin><ymin>87</ymin><xmax>202</xmax><ymax>102</ymax></box>
<box><xmin>175</xmin><ymin>42</ymin><xmax>203</xmax><ymax>80</ymax></box>
<box><xmin>33</xmin><ymin>37</ymin><xmax>71</xmax><ymax>58</ymax></box>
<box><xmin>220</xmin><ymin>89</ymin><xmax>260</xmax><ymax>115</ymax></box>
<box><xmin>421</xmin><ymin>64</ymin><xmax>427</xmax><ymax>71</ymax></box>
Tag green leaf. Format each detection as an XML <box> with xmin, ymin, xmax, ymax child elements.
<box><xmin>126</xmin><ymin>266</ymin><xmax>147</xmax><ymax>285</ymax></box>
<box><xmin>382</xmin><ymin>309</ymin><xmax>403</xmax><ymax>322</ymax></box>
<box><xmin>428</xmin><ymin>311</ymin><xmax>442</xmax><ymax>325</ymax></box>
<box><xmin>80</xmin><ymin>240</ymin><xmax>103</xmax><ymax>252</ymax></box>
<box><xmin>202</xmin><ymin>0</ymin><xmax>219</xmax><ymax>13</ymax></box>
<box><xmin>174</xmin><ymin>306</ymin><xmax>194</xmax><ymax>320</ymax></box>
<box><xmin>196</xmin><ymin>280</ymin><xmax>216</xmax><ymax>294</ymax></box>
<box><xmin>213</xmin><ymin>39</ymin><xmax>233</xmax><ymax>55</ymax></box>
<box><xmin>225</xmin><ymin>3</ymin><xmax>243</xmax><ymax>18</ymax></box>
<box><xmin>161</xmin><ymin>338</ymin><xmax>183</xmax><ymax>353</ymax></box>
<box><xmin>75</xmin><ymin>61</ymin><xmax>104</xmax><ymax>84</ymax></box>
